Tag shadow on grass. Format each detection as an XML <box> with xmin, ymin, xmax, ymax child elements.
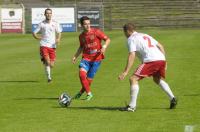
<box><xmin>14</xmin><ymin>97</ymin><xmax>171</xmax><ymax>111</ymax></box>
<box><xmin>183</xmin><ymin>94</ymin><xmax>200</xmax><ymax>97</ymax></box>
<box><xmin>69</xmin><ymin>106</ymin><xmax>121</xmax><ymax>111</ymax></box>
<box><xmin>53</xmin><ymin>106</ymin><xmax>122</xmax><ymax>111</ymax></box>
<box><xmin>0</xmin><ymin>80</ymin><xmax>39</xmax><ymax>83</ymax></box>
<box><xmin>14</xmin><ymin>97</ymin><xmax>58</xmax><ymax>100</ymax></box>
<box><xmin>53</xmin><ymin>106</ymin><xmax>170</xmax><ymax>111</ymax></box>
<box><xmin>140</xmin><ymin>107</ymin><xmax>169</xmax><ymax>110</ymax></box>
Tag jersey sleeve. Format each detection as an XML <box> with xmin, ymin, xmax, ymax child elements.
<box><xmin>33</xmin><ymin>23</ymin><xmax>41</xmax><ymax>33</ymax></box>
<box><xmin>96</xmin><ymin>29</ymin><xmax>109</xmax><ymax>40</ymax></box>
<box><xmin>127</xmin><ymin>38</ymin><xmax>136</xmax><ymax>53</ymax></box>
<box><xmin>149</xmin><ymin>35</ymin><xmax>159</xmax><ymax>45</ymax></box>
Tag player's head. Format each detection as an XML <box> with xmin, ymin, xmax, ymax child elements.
<box><xmin>44</xmin><ymin>8</ymin><xmax>52</xmax><ymax>21</ymax></box>
<box><xmin>123</xmin><ymin>23</ymin><xmax>136</xmax><ymax>38</ymax></box>
<box><xmin>80</xmin><ymin>16</ymin><xmax>91</xmax><ymax>32</ymax></box>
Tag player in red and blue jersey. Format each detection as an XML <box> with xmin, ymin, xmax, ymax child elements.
<box><xmin>72</xmin><ymin>16</ymin><xmax>110</xmax><ymax>100</ymax></box>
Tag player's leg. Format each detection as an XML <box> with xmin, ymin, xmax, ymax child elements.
<box><xmin>153</xmin><ymin>61</ymin><xmax>177</xmax><ymax>109</ymax></box>
<box><xmin>153</xmin><ymin>75</ymin><xmax>177</xmax><ymax>109</ymax></box>
<box><xmin>79</xmin><ymin>77</ymin><xmax>93</xmax><ymax>93</ymax></box>
<box><xmin>122</xmin><ymin>64</ymin><xmax>145</xmax><ymax>111</ymax></box>
<box><xmin>40</xmin><ymin>47</ymin><xmax>52</xmax><ymax>82</ymax></box>
<box><xmin>122</xmin><ymin>63</ymin><xmax>149</xmax><ymax>111</ymax></box>
<box><xmin>153</xmin><ymin>75</ymin><xmax>175</xmax><ymax>100</ymax></box>
<box><xmin>73</xmin><ymin>60</ymin><xmax>90</xmax><ymax>99</ymax></box>
<box><xmin>125</xmin><ymin>74</ymin><xmax>140</xmax><ymax>111</ymax></box>
<box><xmin>46</xmin><ymin>48</ymin><xmax>56</xmax><ymax>82</ymax></box>
<box><xmin>79</xmin><ymin>68</ymin><xmax>91</xmax><ymax>93</ymax></box>
<box><xmin>45</xmin><ymin>62</ymin><xmax>52</xmax><ymax>82</ymax></box>
<box><xmin>84</xmin><ymin>61</ymin><xmax>101</xmax><ymax>100</ymax></box>
<box><xmin>153</xmin><ymin>75</ymin><xmax>177</xmax><ymax>108</ymax></box>
<box><xmin>73</xmin><ymin>70</ymin><xmax>88</xmax><ymax>99</ymax></box>
<box><xmin>49</xmin><ymin>48</ymin><xmax>56</xmax><ymax>68</ymax></box>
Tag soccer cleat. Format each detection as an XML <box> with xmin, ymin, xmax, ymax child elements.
<box><xmin>73</xmin><ymin>92</ymin><xmax>82</xmax><ymax>99</ymax></box>
<box><xmin>85</xmin><ymin>94</ymin><xmax>93</xmax><ymax>101</ymax></box>
<box><xmin>170</xmin><ymin>97</ymin><xmax>177</xmax><ymax>109</ymax></box>
<box><xmin>47</xmin><ymin>79</ymin><xmax>52</xmax><ymax>83</ymax></box>
<box><xmin>120</xmin><ymin>105</ymin><xmax>136</xmax><ymax>112</ymax></box>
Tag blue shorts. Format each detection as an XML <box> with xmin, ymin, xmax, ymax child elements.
<box><xmin>79</xmin><ymin>59</ymin><xmax>101</xmax><ymax>79</ymax></box>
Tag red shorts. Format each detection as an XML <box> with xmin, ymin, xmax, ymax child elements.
<box><xmin>134</xmin><ymin>60</ymin><xmax>166</xmax><ymax>80</ymax></box>
<box><xmin>40</xmin><ymin>46</ymin><xmax>56</xmax><ymax>62</ymax></box>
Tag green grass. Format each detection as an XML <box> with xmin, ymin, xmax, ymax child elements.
<box><xmin>0</xmin><ymin>29</ymin><xmax>200</xmax><ymax>132</ymax></box>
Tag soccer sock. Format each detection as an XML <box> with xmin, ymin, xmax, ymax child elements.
<box><xmin>129</xmin><ymin>84</ymin><xmax>139</xmax><ymax>108</ymax></box>
<box><xmin>159</xmin><ymin>80</ymin><xmax>175</xmax><ymax>100</ymax></box>
<box><xmin>80</xmin><ymin>88</ymin><xmax>85</xmax><ymax>94</ymax></box>
<box><xmin>80</xmin><ymin>78</ymin><xmax>93</xmax><ymax>94</ymax></box>
<box><xmin>45</xmin><ymin>66</ymin><xmax>51</xmax><ymax>80</ymax></box>
<box><xmin>79</xmin><ymin>70</ymin><xmax>91</xmax><ymax>94</ymax></box>
<box><xmin>87</xmin><ymin>79</ymin><xmax>93</xmax><ymax>86</ymax></box>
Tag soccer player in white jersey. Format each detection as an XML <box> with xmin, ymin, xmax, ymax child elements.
<box><xmin>32</xmin><ymin>8</ymin><xmax>62</xmax><ymax>83</ymax></box>
<box><xmin>118</xmin><ymin>23</ymin><xmax>177</xmax><ymax>112</ymax></box>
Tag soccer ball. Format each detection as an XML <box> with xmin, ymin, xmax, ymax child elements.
<box><xmin>58</xmin><ymin>93</ymin><xmax>71</xmax><ymax>107</ymax></box>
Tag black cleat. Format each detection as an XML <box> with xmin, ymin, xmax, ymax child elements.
<box><xmin>170</xmin><ymin>97</ymin><xmax>177</xmax><ymax>109</ymax></box>
<box><xmin>72</xmin><ymin>92</ymin><xmax>82</xmax><ymax>100</ymax></box>
<box><xmin>47</xmin><ymin>79</ymin><xmax>52</xmax><ymax>83</ymax></box>
<box><xmin>120</xmin><ymin>105</ymin><xmax>136</xmax><ymax>112</ymax></box>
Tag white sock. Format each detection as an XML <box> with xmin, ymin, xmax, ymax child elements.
<box><xmin>45</xmin><ymin>66</ymin><xmax>51</xmax><ymax>80</ymax></box>
<box><xmin>159</xmin><ymin>80</ymin><xmax>174</xmax><ymax>100</ymax></box>
<box><xmin>129</xmin><ymin>84</ymin><xmax>139</xmax><ymax>108</ymax></box>
<box><xmin>87</xmin><ymin>92</ymin><xmax>92</xmax><ymax>95</ymax></box>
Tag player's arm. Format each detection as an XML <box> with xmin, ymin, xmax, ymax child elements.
<box><xmin>118</xmin><ymin>51</ymin><xmax>135</xmax><ymax>80</ymax></box>
<box><xmin>101</xmin><ymin>37</ymin><xmax>111</xmax><ymax>53</ymax></box>
<box><xmin>32</xmin><ymin>23</ymin><xmax>42</xmax><ymax>40</ymax></box>
<box><xmin>72</xmin><ymin>46</ymin><xmax>83</xmax><ymax>64</ymax></box>
<box><xmin>56</xmin><ymin>32</ymin><xmax>61</xmax><ymax>44</ymax></box>
<box><xmin>157</xmin><ymin>43</ymin><xmax>165</xmax><ymax>55</ymax></box>
<box><xmin>157</xmin><ymin>42</ymin><xmax>167</xmax><ymax>69</ymax></box>
<box><xmin>56</xmin><ymin>23</ymin><xmax>62</xmax><ymax>44</ymax></box>
<box><xmin>96</xmin><ymin>30</ymin><xmax>111</xmax><ymax>53</ymax></box>
<box><xmin>32</xmin><ymin>32</ymin><xmax>42</xmax><ymax>40</ymax></box>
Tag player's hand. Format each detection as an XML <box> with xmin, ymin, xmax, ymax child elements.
<box><xmin>100</xmin><ymin>45</ymin><xmax>107</xmax><ymax>54</ymax></box>
<box><xmin>56</xmin><ymin>39</ymin><xmax>60</xmax><ymax>45</ymax></box>
<box><xmin>72</xmin><ymin>57</ymin><xmax>76</xmax><ymax>64</ymax></box>
<box><xmin>37</xmin><ymin>37</ymin><xmax>42</xmax><ymax>40</ymax></box>
<box><xmin>118</xmin><ymin>72</ymin><xmax>128</xmax><ymax>80</ymax></box>
<box><xmin>100</xmin><ymin>47</ymin><xmax>106</xmax><ymax>54</ymax></box>
<box><xmin>165</xmin><ymin>62</ymin><xmax>167</xmax><ymax>70</ymax></box>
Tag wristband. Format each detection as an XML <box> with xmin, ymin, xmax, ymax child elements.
<box><xmin>102</xmin><ymin>45</ymin><xmax>107</xmax><ymax>49</ymax></box>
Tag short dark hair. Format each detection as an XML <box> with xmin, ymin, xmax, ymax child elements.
<box><xmin>123</xmin><ymin>23</ymin><xmax>136</xmax><ymax>31</ymax></box>
<box><xmin>80</xmin><ymin>16</ymin><xmax>90</xmax><ymax>25</ymax></box>
<box><xmin>44</xmin><ymin>8</ymin><xmax>52</xmax><ymax>14</ymax></box>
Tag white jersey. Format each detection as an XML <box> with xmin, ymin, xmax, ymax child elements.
<box><xmin>127</xmin><ymin>32</ymin><xmax>165</xmax><ymax>63</ymax></box>
<box><xmin>33</xmin><ymin>20</ymin><xmax>62</xmax><ymax>48</ymax></box>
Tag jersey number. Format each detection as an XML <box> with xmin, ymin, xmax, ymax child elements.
<box><xmin>143</xmin><ymin>36</ymin><xmax>154</xmax><ymax>48</ymax></box>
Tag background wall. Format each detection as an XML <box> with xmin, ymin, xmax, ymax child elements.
<box><xmin>1</xmin><ymin>0</ymin><xmax>200</xmax><ymax>33</ymax></box>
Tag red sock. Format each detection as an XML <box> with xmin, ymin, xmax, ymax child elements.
<box><xmin>79</xmin><ymin>70</ymin><xmax>90</xmax><ymax>94</ymax></box>
<box><xmin>87</xmin><ymin>79</ymin><xmax>93</xmax><ymax>86</ymax></box>
<box><xmin>80</xmin><ymin>78</ymin><xmax>93</xmax><ymax>93</ymax></box>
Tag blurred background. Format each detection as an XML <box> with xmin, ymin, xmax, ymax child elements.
<box><xmin>0</xmin><ymin>0</ymin><xmax>200</xmax><ymax>33</ymax></box>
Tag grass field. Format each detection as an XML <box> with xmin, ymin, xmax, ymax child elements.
<box><xmin>0</xmin><ymin>29</ymin><xmax>200</xmax><ymax>132</ymax></box>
